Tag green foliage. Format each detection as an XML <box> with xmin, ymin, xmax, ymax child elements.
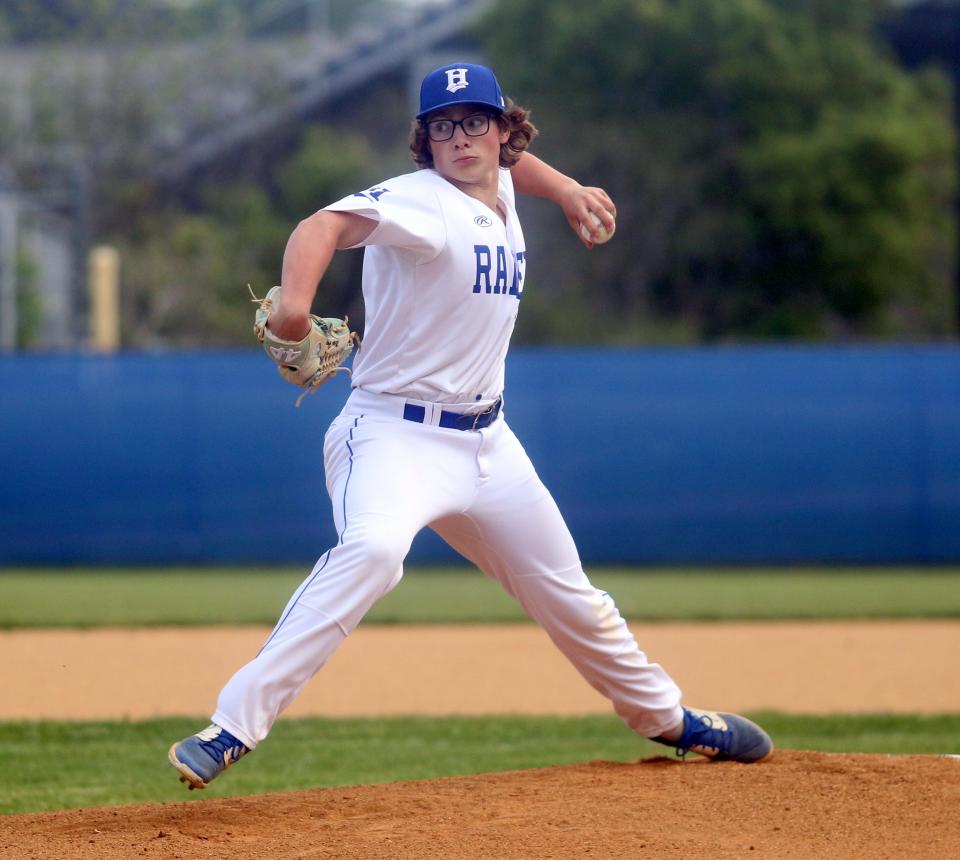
<box><xmin>6</xmin><ymin>0</ymin><xmax>954</xmax><ymax>345</ymax></box>
<box><xmin>0</xmin><ymin>0</ymin><xmax>202</xmax><ymax>43</ymax></box>
<box><xmin>1</xmin><ymin>713</ymin><xmax>956</xmax><ymax>814</ymax></box>
<box><xmin>0</xmin><ymin>250</ymin><xmax>43</xmax><ymax>349</ymax></box>
<box><xmin>116</xmin><ymin>190</ymin><xmax>284</xmax><ymax>347</ymax></box>
<box><xmin>275</xmin><ymin>127</ymin><xmax>375</xmax><ymax>218</ymax></box>
<box><xmin>115</xmin><ymin>126</ymin><xmax>376</xmax><ymax>346</ymax></box>
<box><xmin>13</xmin><ymin>250</ymin><xmax>41</xmax><ymax>348</ymax></box>
<box><xmin>486</xmin><ymin>0</ymin><xmax>958</xmax><ymax>341</ymax></box>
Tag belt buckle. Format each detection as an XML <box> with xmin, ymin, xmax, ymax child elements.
<box><xmin>471</xmin><ymin>398</ymin><xmax>500</xmax><ymax>430</ymax></box>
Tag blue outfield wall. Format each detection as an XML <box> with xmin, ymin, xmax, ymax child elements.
<box><xmin>0</xmin><ymin>346</ymin><xmax>958</xmax><ymax>566</ymax></box>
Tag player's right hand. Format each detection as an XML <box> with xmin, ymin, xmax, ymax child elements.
<box><xmin>559</xmin><ymin>184</ymin><xmax>617</xmax><ymax>248</ymax></box>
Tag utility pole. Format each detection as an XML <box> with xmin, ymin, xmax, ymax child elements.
<box><xmin>89</xmin><ymin>245</ymin><xmax>120</xmax><ymax>352</ymax></box>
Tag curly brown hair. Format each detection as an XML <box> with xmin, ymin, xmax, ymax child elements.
<box><xmin>409</xmin><ymin>100</ymin><xmax>538</xmax><ymax>170</ymax></box>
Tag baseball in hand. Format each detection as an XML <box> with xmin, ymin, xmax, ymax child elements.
<box><xmin>580</xmin><ymin>211</ymin><xmax>615</xmax><ymax>245</ymax></box>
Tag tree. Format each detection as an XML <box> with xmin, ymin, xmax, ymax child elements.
<box><xmin>116</xmin><ymin>127</ymin><xmax>376</xmax><ymax>346</ymax></box>
<box><xmin>0</xmin><ymin>0</ymin><xmax>397</xmax><ymax>44</ymax></box>
<box><xmin>484</xmin><ymin>0</ymin><xmax>957</xmax><ymax>341</ymax></box>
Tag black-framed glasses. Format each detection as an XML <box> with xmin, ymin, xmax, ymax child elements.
<box><xmin>423</xmin><ymin>113</ymin><xmax>492</xmax><ymax>142</ymax></box>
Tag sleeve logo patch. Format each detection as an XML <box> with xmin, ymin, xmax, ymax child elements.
<box><xmin>353</xmin><ymin>186</ymin><xmax>390</xmax><ymax>203</ymax></box>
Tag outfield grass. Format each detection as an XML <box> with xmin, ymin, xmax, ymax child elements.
<box><xmin>1</xmin><ymin>713</ymin><xmax>958</xmax><ymax>816</ymax></box>
<box><xmin>3</xmin><ymin>568</ymin><xmax>957</xmax><ymax>818</ymax></box>
<box><xmin>1</xmin><ymin>567</ymin><xmax>959</xmax><ymax>627</ymax></box>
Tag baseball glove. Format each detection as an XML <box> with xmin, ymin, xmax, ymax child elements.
<box><xmin>249</xmin><ymin>285</ymin><xmax>358</xmax><ymax>406</ymax></box>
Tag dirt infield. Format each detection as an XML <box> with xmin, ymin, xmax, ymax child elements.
<box><xmin>2</xmin><ymin>620</ymin><xmax>959</xmax><ymax>719</ymax></box>
<box><xmin>2</xmin><ymin>621</ymin><xmax>959</xmax><ymax>857</ymax></box>
<box><xmin>2</xmin><ymin>751</ymin><xmax>959</xmax><ymax>859</ymax></box>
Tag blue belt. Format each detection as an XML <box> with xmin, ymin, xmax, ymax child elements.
<box><xmin>402</xmin><ymin>398</ymin><xmax>501</xmax><ymax>431</ymax></box>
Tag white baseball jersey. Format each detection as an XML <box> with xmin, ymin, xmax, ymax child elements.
<box><xmin>210</xmin><ymin>160</ymin><xmax>685</xmax><ymax>756</ymax></box>
<box><xmin>185</xmin><ymin>60</ymin><xmax>698</xmax><ymax>780</ymax></box>
<box><xmin>324</xmin><ymin>167</ymin><xmax>526</xmax><ymax>409</ymax></box>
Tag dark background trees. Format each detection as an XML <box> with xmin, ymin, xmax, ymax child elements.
<box><xmin>2</xmin><ymin>0</ymin><xmax>956</xmax><ymax>346</ymax></box>
<box><xmin>486</xmin><ymin>0</ymin><xmax>956</xmax><ymax>342</ymax></box>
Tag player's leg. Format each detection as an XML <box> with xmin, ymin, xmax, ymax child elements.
<box><xmin>429</xmin><ymin>419</ymin><xmax>682</xmax><ymax>739</ymax></box>
<box><xmin>431</xmin><ymin>504</ymin><xmax>684</xmax><ymax>739</ymax></box>
<box><xmin>212</xmin><ymin>414</ymin><xmax>480</xmax><ymax>744</ymax></box>
<box><xmin>170</xmin><ymin>412</ymin><xmax>477</xmax><ymax>787</ymax></box>
<box><xmin>431</xmin><ymin>419</ymin><xmax>772</xmax><ymax>762</ymax></box>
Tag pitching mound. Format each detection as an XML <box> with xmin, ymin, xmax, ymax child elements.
<box><xmin>2</xmin><ymin>751</ymin><xmax>957</xmax><ymax>859</ymax></box>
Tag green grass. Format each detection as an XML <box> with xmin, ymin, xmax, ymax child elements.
<box><xmin>1</xmin><ymin>713</ymin><xmax>957</xmax><ymax>816</ymax></box>
<box><xmin>1</xmin><ymin>567</ymin><xmax>960</xmax><ymax>627</ymax></box>
<box><xmin>3</xmin><ymin>571</ymin><xmax>955</xmax><ymax>819</ymax></box>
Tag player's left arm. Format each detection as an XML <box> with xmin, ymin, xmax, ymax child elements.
<box><xmin>511</xmin><ymin>152</ymin><xmax>616</xmax><ymax>248</ymax></box>
<box><xmin>270</xmin><ymin>210</ymin><xmax>375</xmax><ymax>341</ymax></box>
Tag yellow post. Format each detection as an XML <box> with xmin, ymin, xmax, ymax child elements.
<box><xmin>89</xmin><ymin>245</ymin><xmax>120</xmax><ymax>353</ymax></box>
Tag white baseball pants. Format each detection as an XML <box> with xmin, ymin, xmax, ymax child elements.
<box><xmin>213</xmin><ymin>389</ymin><xmax>683</xmax><ymax>748</ymax></box>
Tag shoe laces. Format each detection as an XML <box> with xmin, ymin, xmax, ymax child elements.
<box><xmin>676</xmin><ymin>709</ymin><xmax>728</xmax><ymax>757</ymax></box>
<box><xmin>196</xmin><ymin>725</ymin><xmax>248</xmax><ymax>765</ymax></box>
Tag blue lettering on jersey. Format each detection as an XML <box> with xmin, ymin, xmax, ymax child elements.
<box><xmin>353</xmin><ymin>186</ymin><xmax>390</xmax><ymax>203</ymax></box>
<box><xmin>473</xmin><ymin>245</ymin><xmax>492</xmax><ymax>292</ymax></box>
<box><xmin>473</xmin><ymin>245</ymin><xmax>526</xmax><ymax>300</ymax></box>
<box><xmin>493</xmin><ymin>246</ymin><xmax>508</xmax><ymax>294</ymax></box>
<box><xmin>509</xmin><ymin>251</ymin><xmax>526</xmax><ymax>298</ymax></box>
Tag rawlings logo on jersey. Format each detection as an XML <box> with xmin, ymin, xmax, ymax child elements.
<box><xmin>473</xmin><ymin>244</ymin><xmax>526</xmax><ymax>299</ymax></box>
<box><xmin>445</xmin><ymin>68</ymin><xmax>469</xmax><ymax>93</ymax></box>
<box><xmin>474</xmin><ymin>215</ymin><xmax>493</xmax><ymax>227</ymax></box>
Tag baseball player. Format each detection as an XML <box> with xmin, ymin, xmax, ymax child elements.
<box><xmin>169</xmin><ymin>62</ymin><xmax>772</xmax><ymax>790</ymax></box>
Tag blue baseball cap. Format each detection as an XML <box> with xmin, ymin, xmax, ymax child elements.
<box><xmin>416</xmin><ymin>62</ymin><xmax>506</xmax><ymax>120</ymax></box>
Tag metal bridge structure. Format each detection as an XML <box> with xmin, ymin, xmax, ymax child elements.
<box><xmin>0</xmin><ymin>0</ymin><xmax>491</xmax><ymax>349</ymax></box>
<box><xmin>155</xmin><ymin>0</ymin><xmax>493</xmax><ymax>184</ymax></box>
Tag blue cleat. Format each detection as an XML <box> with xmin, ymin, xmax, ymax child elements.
<box><xmin>168</xmin><ymin>724</ymin><xmax>250</xmax><ymax>789</ymax></box>
<box><xmin>653</xmin><ymin>707</ymin><xmax>773</xmax><ymax>763</ymax></box>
